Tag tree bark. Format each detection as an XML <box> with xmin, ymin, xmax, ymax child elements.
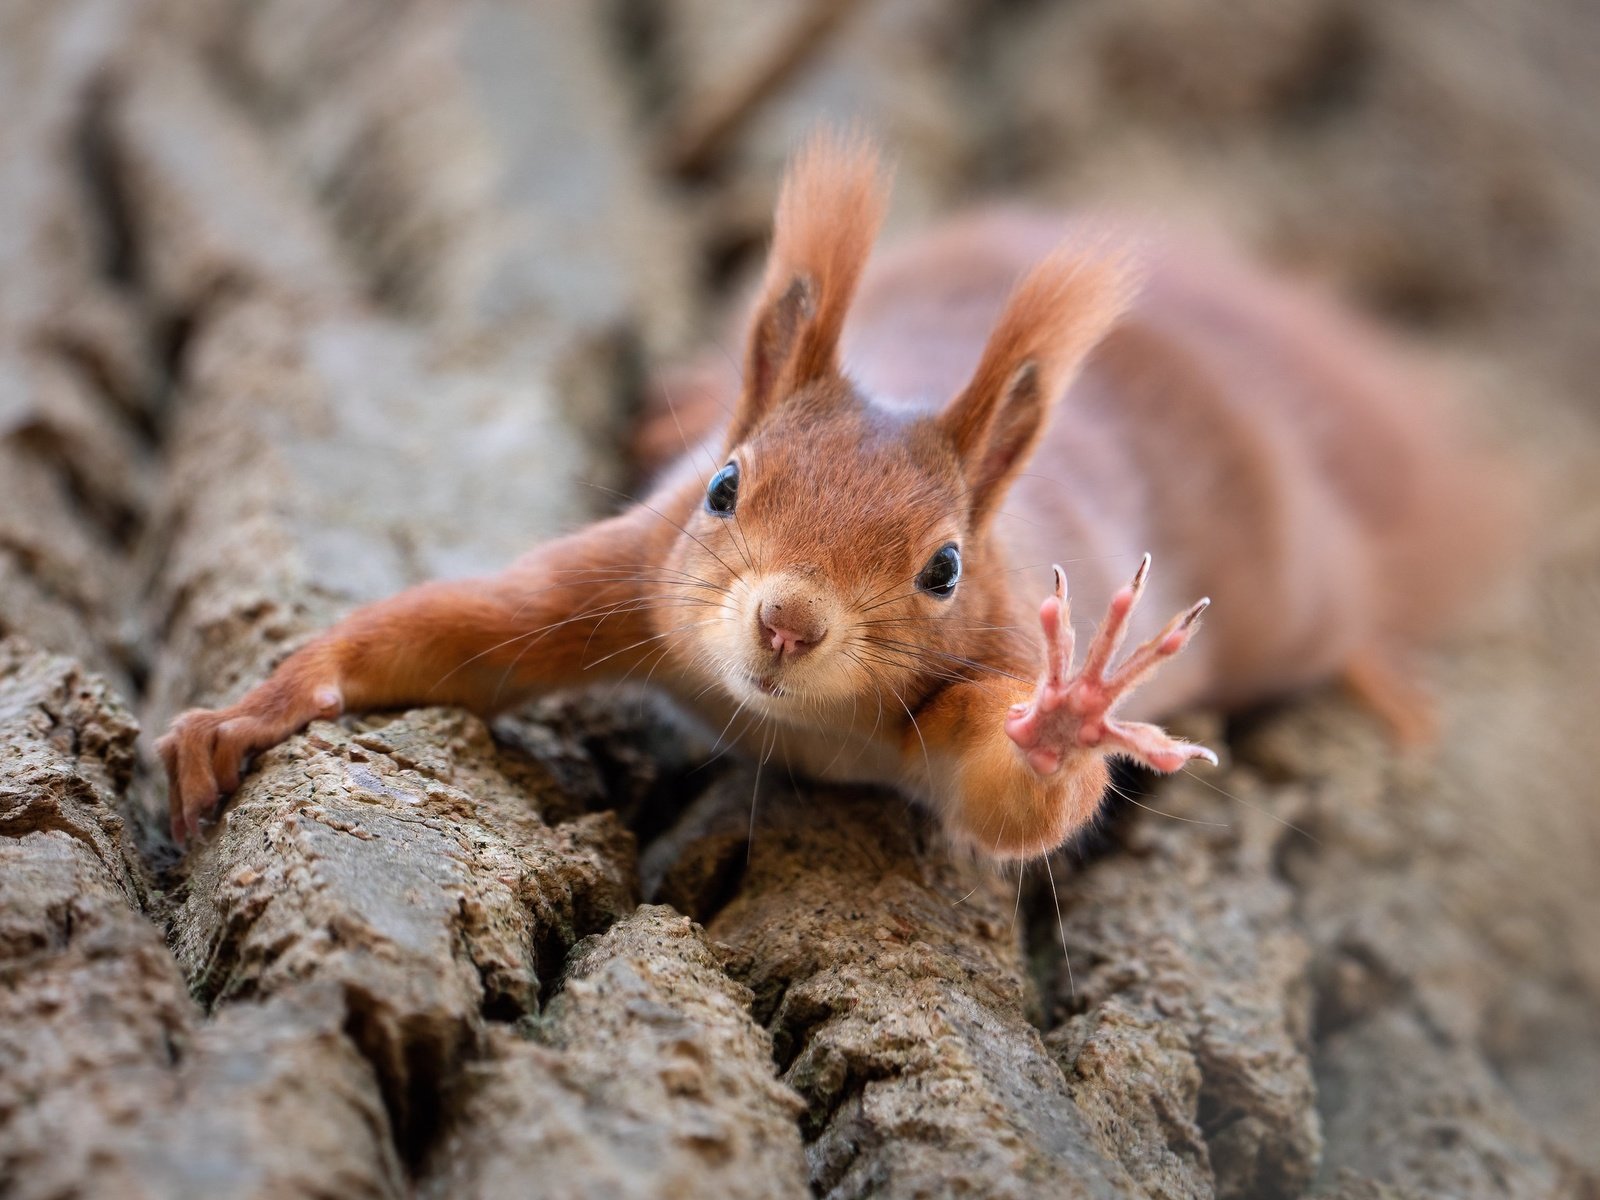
<box><xmin>2</xmin><ymin>2</ymin><xmax>1598</xmax><ymax>1198</ymax></box>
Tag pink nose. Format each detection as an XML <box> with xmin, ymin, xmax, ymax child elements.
<box><xmin>758</xmin><ymin>598</ymin><xmax>824</xmax><ymax>660</ymax></box>
<box><xmin>763</xmin><ymin>621</ymin><xmax>815</xmax><ymax>658</ymax></box>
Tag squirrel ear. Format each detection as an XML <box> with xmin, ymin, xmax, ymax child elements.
<box><xmin>731</xmin><ymin>129</ymin><xmax>890</xmax><ymax>445</ymax></box>
<box><xmin>941</xmin><ymin>242</ymin><xmax>1138</xmax><ymax>523</ymax></box>
<box><xmin>742</xmin><ymin>274</ymin><xmax>815</xmax><ymax>430</ymax></box>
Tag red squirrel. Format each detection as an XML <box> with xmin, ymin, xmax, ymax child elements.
<box><xmin>158</xmin><ymin>132</ymin><xmax>1510</xmax><ymax>859</ymax></box>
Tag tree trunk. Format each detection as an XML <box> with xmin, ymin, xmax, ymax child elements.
<box><xmin>3</xmin><ymin>2</ymin><xmax>1597</xmax><ymax>1197</ymax></box>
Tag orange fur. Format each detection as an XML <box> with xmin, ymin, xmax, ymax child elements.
<box><xmin>160</xmin><ymin>132</ymin><xmax>1518</xmax><ymax>860</ymax></box>
<box><xmin>733</xmin><ymin>129</ymin><xmax>889</xmax><ymax>443</ymax></box>
<box><xmin>940</xmin><ymin>240</ymin><xmax>1138</xmax><ymax>524</ymax></box>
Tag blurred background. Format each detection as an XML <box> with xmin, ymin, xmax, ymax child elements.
<box><xmin>2</xmin><ymin>2</ymin><xmax>1598</xmax><ymax>1197</ymax></box>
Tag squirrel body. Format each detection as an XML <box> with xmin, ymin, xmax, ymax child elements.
<box><xmin>159</xmin><ymin>134</ymin><xmax>1509</xmax><ymax>859</ymax></box>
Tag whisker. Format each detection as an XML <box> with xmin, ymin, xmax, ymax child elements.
<box><xmin>540</xmin><ymin>564</ymin><xmax>725</xmax><ymax>593</ymax></box>
<box><xmin>816</xmin><ymin>675</ymin><xmax>865</xmax><ymax>778</ymax></box>
<box><xmin>850</xmin><ymin>643</ymin><xmax>970</xmax><ymax>679</ymax></box>
<box><xmin>580</xmin><ymin>618</ymin><xmax>725</xmax><ymax>672</ymax></box>
<box><xmin>1180</xmin><ymin>766</ymin><xmax>1320</xmax><ymax>844</ymax></box>
<box><xmin>748</xmin><ymin>722</ymin><xmax>777</xmax><ymax>864</ymax></box>
<box><xmin>629</xmin><ymin>638</ymin><xmax>683</xmax><ymax>693</ymax></box>
<box><xmin>661</xmin><ymin>372</ymin><xmax>755</xmax><ymax>577</ymax></box>
<box><xmin>433</xmin><ymin>591</ymin><xmax>698</xmax><ymax>696</ymax></box>
<box><xmin>490</xmin><ymin>594</ymin><xmax>716</xmax><ymax>704</ymax></box>
<box><xmin>1106</xmin><ymin>777</ymin><xmax>1231</xmax><ymax>827</ymax></box>
<box><xmin>887</xmin><ymin>679</ymin><xmax>934</xmax><ymax>786</ymax></box>
<box><xmin>951</xmin><ymin>882</ymin><xmax>982</xmax><ymax>906</ymax></box>
<box><xmin>657</xmin><ymin>367</ymin><xmax>724</xmax><ymax>480</ymax></box>
<box><xmin>697</xmin><ymin>696</ymin><xmax>756</xmax><ymax>770</ymax></box>
<box><xmin>855</xmin><ymin>615</ymin><xmax>1025</xmax><ymax>634</ymax></box>
<box><xmin>704</xmin><ymin>705</ymin><xmax>765</xmax><ymax>772</ymax></box>
<box><xmin>848</xmin><ymin>647</ymin><xmax>988</xmax><ymax>696</ymax></box>
<box><xmin>660</xmin><ymin>373</ymin><xmax>758</xmax><ymax>577</ymax></box>
<box><xmin>578</xmin><ymin>595</ymin><xmax>718</xmax><ymax>658</ymax></box>
<box><xmin>862</xmin><ymin>636</ymin><xmax>1033</xmax><ymax>685</ymax></box>
<box><xmin>728</xmin><ymin>507</ymin><xmax>758</xmax><ymax>577</ymax></box>
<box><xmin>855</xmin><ymin>557</ymin><xmax>1108</xmax><ymax>616</ymax></box>
<box><xmin>479</xmin><ymin>592</ymin><xmax>715</xmax><ymax>689</ymax></box>
<box><xmin>579</xmin><ymin>480</ymin><xmax>747</xmax><ymax>585</ymax></box>
<box><xmin>706</xmin><ymin>339</ymin><xmax>745</xmax><ymax>408</ymax></box>
<box><xmin>855</xmin><ymin>642</ymin><xmax>1027</xmax><ymax>695</ymax></box>
<box><xmin>1043</xmin><ymin>852</ymin><xmax>1076</xmax><ymax>1003</ymax></box>
<box><xmin>850</xmin><ymin>650</ymin><xmax>1010</xmax><ymax>707</ymax></box>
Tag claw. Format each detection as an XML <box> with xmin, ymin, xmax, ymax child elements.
<box><xmin>1080</xmin><ymin>554</ymin><xmax>1151</xmax><ymax>683</ymax></box>
<box><xmin>1131</xmin><ymin>551</ymin><xmax>1151</xmax><ymax>593</ymax></box>
<box><xmin>1040</xmin><ymin>563</ymin><xmax>1076</xmax><ymax>690</ymax></box>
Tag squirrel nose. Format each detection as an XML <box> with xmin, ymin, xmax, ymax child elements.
<box><xmin>758</xmin><ymin>598</ymin><xmax>825</xmax><ymax>660</ymax></box>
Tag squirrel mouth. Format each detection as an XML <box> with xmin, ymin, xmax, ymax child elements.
<box><xmin>738</xmin><ymin>671</ymin><xmax>784</xmax><ymax>697</ymax></box>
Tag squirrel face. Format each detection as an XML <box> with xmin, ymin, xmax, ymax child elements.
<box><xmin>650</xmin><ymin>131</ymin><xmax>1135</xmax><ymax>726</ymax></box>
<box><xmin>666</xmin><ymin>376</ymin><xmax>976</xmax><ymax>716</ymax></box>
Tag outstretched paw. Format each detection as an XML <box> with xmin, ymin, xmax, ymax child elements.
<box><xmin>1004</xmin><ymin>554</ymin><xmax>1217</xmax><ymax>776</ymax></box>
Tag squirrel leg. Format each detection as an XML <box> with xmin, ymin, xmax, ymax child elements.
<box><xmin>1004</xmin><ymin>554</ymin><xmax>1217</xmax><ymax>776</ymax></box>
<box><xmin>158</xmin><ymin>579</ymin><xmax>516</xmax><ymax>845</ymax></box>
<box><xmin>157</xmin><ymin>506</ymin><xmax>671</xmax><ymax>846</ymax></box>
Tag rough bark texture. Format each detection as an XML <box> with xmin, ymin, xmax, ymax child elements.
<box><xmin>421</xmin><ymin>904</ymin><xmax>810</xmax><ymax>1199</ymax></box>
<box><xmin>705</xmin><ymin>778</ymin><xmax>1141</xmax><ymax>1198</ymax></box>
<box><xmin>0</xmin><ymin>641</ymin><xmax>405</xmax><ymax>1200</ymax></box>
<box><xmin>2</xmin><ymin>1</ymin><xmax>1599</xmax><ymax>1198</ymax></box>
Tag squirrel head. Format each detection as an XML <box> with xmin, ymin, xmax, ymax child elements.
<box><xmin>664</xmin><ymin>130</ymin><xmax>1136</xmax><ymax>719</ymax></box>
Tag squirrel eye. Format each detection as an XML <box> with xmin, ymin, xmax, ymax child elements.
<box><xmin>916</xmin><ymin>543</ymin><xmax>961</xmax><ymax>599</ymax></box>
<box><xmin>705</xmin><ymin>462</ymin><xmax>740</xmax><ymax>516</ymax></box>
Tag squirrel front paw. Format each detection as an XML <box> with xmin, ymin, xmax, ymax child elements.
<box><xmin>157</xmin><ymin>681</ymin><xmax>343</xmax><ymax>846</ymax></box>
<box><xmin>1004</xmin><ymin>555</ymin><xmax>1217</xmax><ymax>776</ymax></box>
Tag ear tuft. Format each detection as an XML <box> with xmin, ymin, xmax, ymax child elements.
<box><xmin>942</xmin><ymin>240</ymin><xmax>1141</xmax><ymax>520</ymax></box>
<box><xmin>732</xmin><ymin>127</ymin><xmax>891</xmax><ymax>444</ymax></box>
